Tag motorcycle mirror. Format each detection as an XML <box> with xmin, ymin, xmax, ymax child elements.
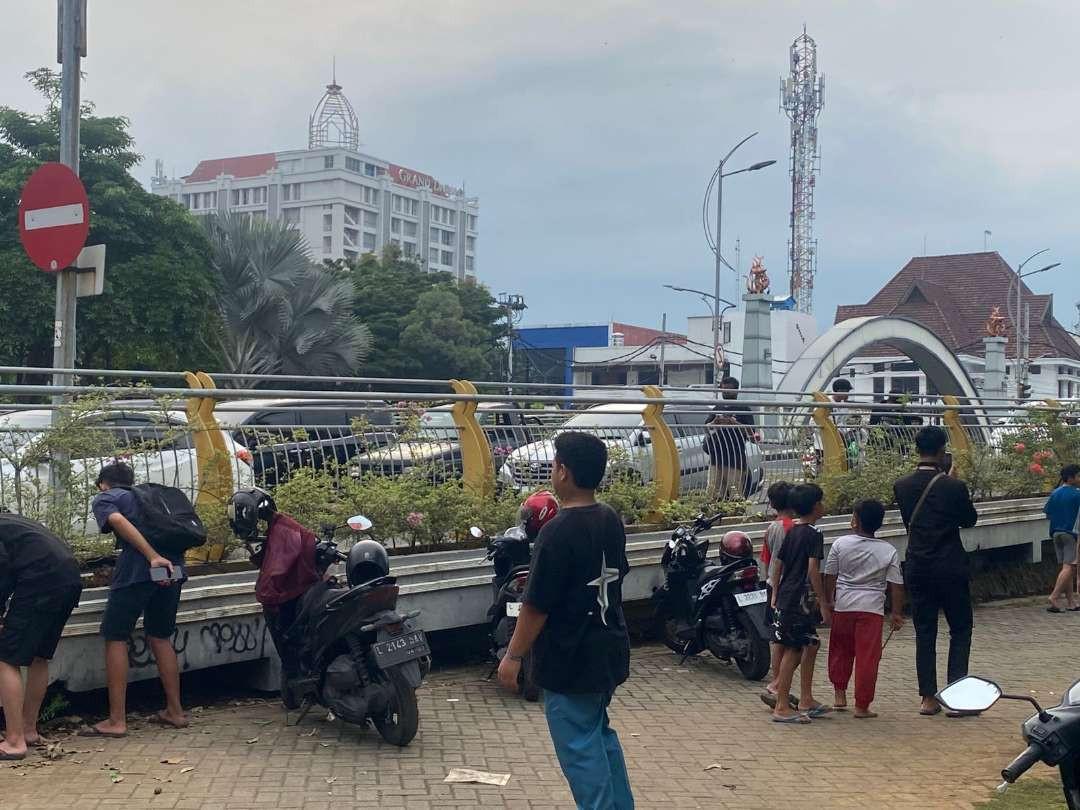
<box><xmin>347</xmin><ymin>515</ymin><xmax>373</xmax><ymax>532</ymax></box>
<box><xmin>469</xmin><ymin>526</ymin><xmax>484</xmax><ymax>539</ymax></box>
<box><xmin>936</xmin><ymin>676</ymin><xmax>1002</xmax><ymax>714</ymax></box>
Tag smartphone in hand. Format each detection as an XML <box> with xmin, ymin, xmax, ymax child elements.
<box><xmin>150</xmin><ymin>565</ymin><xmax>173</xmax><ymax>583</ymax></box>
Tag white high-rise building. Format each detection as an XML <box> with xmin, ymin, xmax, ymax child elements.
<box><xmin>151</xmin><ymin>76</ymin><xmax>479</xmax><ymax>281</ymax></box>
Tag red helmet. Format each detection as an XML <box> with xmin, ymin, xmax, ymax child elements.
<box><xmin>521</xmin><ymin>491</ymin><xmax>559</xmax><ymax>539</ymax></box>
<box><xmin>719</xmin><ymin>530</ymin><xmax>753</xmax><ymax>560</ymax></box>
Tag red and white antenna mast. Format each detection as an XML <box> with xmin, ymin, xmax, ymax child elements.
<box><xmin>780</xmin><ymin>27</ymin><xmax>824</xmax><ymax>314</ymax></box>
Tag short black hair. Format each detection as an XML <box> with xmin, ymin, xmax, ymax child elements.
<box><xmin>720</xmin><ymin>376</ymin><xmax>740</xmax><ymax>389</ymax></box>
<box><xmin>767</xmin><ymin>481</ymin><xmax>792</xmax><ymax>511</ymax></box>
<box><xmin>853</xmin><ymin>499</ymin><xmax>886</xmax><ymax>535</ymax></box>
<box><xmin>914</xmin><ymin>426</ymin><xmax>948</xmax><ymax>456</ymax></box>
<box><xmin>554</xmin><ymin>431</ymin><xmax>608</xmax><ymax>490</ymax></box>
<box><xmin>788</xmin><ymin>483</ymin><xmax>824</xmax><ymax>517</ymax></box>
<box><xmin>831</xmin><ymin>378</ymin><xmax>852</xmax><ymax>393</ymax></box>
<box><xmin>96</xmin><ymin>461</ymin><xmax>135</xmax><ymax>488</ymax></box>
<box><xmin>1061</xmin><ymin>464</ymin><xmax>1080</xmax><ymax>483</ymax></box>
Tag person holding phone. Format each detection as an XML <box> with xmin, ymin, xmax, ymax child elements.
<box><xmin>893</xmin><ymin>427</ymin><xmax>978</xmax><ymax>716</ymax></box>
<box><xmin>81</xmin><ymin>462</ymin><xmax>188</xmax><ymax>739</ymax></box>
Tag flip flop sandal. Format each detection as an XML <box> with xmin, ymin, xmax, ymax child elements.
<box><xmin>77</xmin><ymin>726</ymin><xmax>127</xmax><ymax>739</ymax></box>
<box><xmin>1069</xmin><ymin>606</ymin><xmax>1080</xmax><ymax>612</ymax></box>
<box><xmin>854</xmin><ymin>712</ymin><xmax>879</xmax><ymax>719</ymax></box>
<box><xmin>0</xmin><ymin>750</ymin><xmax>27</xmax><ymax>761</ymax></box>
<box><xmin>832</xmin><ymin>705</ymin><xmax>849</xmax><ymax>712</ymax></box>
<box><xmin>1047</xmin><ymin>606</ymin><xmax>1066</xmax><ymax>614</ymax></box>
<box><xmin>771</xmin><ymin>714</ymin><xmax>811</xmax><ymax>724</ymax></box>
<box><xmin>804</xmin><ymin>705</ymin><xmax>832</xmax><ymax>718</ymax></box>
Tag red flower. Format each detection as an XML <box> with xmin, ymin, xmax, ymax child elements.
<box><xmin>1029</xmin><ymin>463</ymin><xmax>1044</xmax><ymax>475</ymax></box>
<box><xmin>1033</xmin><ymin>450</ymin><xmax>1053</xmax><ymax>462</ymax></box>
<box><xmin>1013</xmin><ymin>442</ymin><xmax>1027</xmax><ymax>452</ymax></box>
<box><xmin>235</xmin><ymin>448</ymin><xmax>253</xmax><ymax>465</ymax></box>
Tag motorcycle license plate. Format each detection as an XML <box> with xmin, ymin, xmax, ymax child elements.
<box><xmin>734</xmin><ymin>589</ymin><xmax>767</xmax><ymax>607</ymax></box>
<box><xmin>506</xmin><ymin>601</ymin><xmax>522</xmax><ymax>617</ymax></box>
<box><xmin>372</xmin><ymin>630</ymin><xmax>430</xmax><ymax>669</ymax></box>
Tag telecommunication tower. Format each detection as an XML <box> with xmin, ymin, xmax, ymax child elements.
<box><xmin>309</xmin><ymin>60</ymin><xmax>360</xmax><ymax>151</ymax></box>
<box><xmin>780</xmin><ymin>28</ymin><xmax>824</xmax><ymax>314</ymax></box>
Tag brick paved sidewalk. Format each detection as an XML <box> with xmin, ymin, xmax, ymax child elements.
<box><xmin>2</xmin><ymin>598</ymin><xmax>1075</xmax><ymax>809</ymax></box>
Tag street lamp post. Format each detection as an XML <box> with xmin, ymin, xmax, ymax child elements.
<box><xmin>1009</xmin><ymin>250</ymin><xmax>1062</xmax><ymax>398</ymax></box>
<box><xmin>662</xmin><ymin>283</ymin><xmax>736</xmax><ymax>383</ymax></box>
<box><xmin>703</xmin><ymin>132</ymin><xmax>775</xmax><ymax>393</ymax></box>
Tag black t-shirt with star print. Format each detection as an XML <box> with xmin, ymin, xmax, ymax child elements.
<box><xmin>524</xmin><ymin>502</ymin><xmax>631</xmax><ymax>694</ymax></box>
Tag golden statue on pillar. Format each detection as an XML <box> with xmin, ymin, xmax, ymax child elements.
<box><xmin>747</xmin><ymin>255</ymin><xmax>770</xmax><ymax>294</ymax></box>
<box><xmin>986</xmin><ymin>306</ymin><xmax>1007</xmax><ymax>337</ymax></box>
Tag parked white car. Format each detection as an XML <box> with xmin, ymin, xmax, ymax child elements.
<box><xmin>498</xmin><ymin>401</ymin><xmax>764</xmax><ymax>496</ymax></box>
<box><xmin>0</xmin><ymin>407</ymin><xmax>255</xmax><ymax>533</ymax></box>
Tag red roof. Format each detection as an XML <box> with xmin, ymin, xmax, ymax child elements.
<box><xmin>834</xmin><ymin>251</ymin><xmax>1080</xmax><ymax>361</ymax></box>
<box><xmin>612</xmin><ymin>322</ymin><xmax>686</xmax><ymax>347</ymax></box>
<box><xmin>184</xmin><ymin>153</ymin><xmax>277</xmax><ymax>183</ymax></box>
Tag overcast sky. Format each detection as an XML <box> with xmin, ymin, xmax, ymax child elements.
<box><xmin>4</xmin><ymin>1</ymin><xmax>1079</xmax><ymax>336</ymax></box>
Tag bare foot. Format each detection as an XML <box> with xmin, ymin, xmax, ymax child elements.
<box><xmin>854</xmin><ymin>707</ymin><xmax>878</xmax><ymax>718</ymax></box>
<box><xmin>153</xmin><ymin>711</ymin><xmax>189</xmax><ymax>729</ymax></box>
<box><xmin>833</xmin><ymin>689</ymin><xmax>848</xmax><ymax>709</ymax></box>
<box><xmin>93</xmin><ymin>719</ymin><xmax>128</xmax><ymax>736</ymax></box>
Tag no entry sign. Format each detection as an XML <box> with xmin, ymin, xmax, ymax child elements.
<box><xmin>18</xmin><ymin>162</ymin><xmax>90</xmax><ymax>271</ymax></box>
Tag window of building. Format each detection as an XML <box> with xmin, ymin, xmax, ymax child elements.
<box><xmin>363</xmin><ymin>232</ymin><xmax>376</xmax><ymax>251</ymax></box>
<box><xmin>282</xmin><ymin>183</ymin><xmax>302</xmax><ymax>202</ymax></box>
<box><xmin>465</xmin><ymin>255</ymin><xmax>474</xmax><ymax>271</ymax></box>
<box><xmin>891</xmin><ymin>361</ymin><xmax>917</xmax><ymax>372</ymax></box>
<box><xmin>344</xmin><ymin>228</ymin><xmax>359</xmax><ymax>248</ymax></box>
<box><xmin>1029</xmin><ymin>364</ymin><xmax>1041</xmax><ymax>375</ymax></box>
<box><xmin>1060</xmin><ymin>380</ymin><xmax>1067</xmax><ymax>399</ymax></box>
<box><xmin>441</xmin><ymin>230</ymin><xmax>454</xmax><ymax>247</ymax></box>
<box><xmin>282</xmin><ymin>207</ymin><xmax>301</xmax><ymax>226</ymax></box>
<box><xmin>442</xmin><ymin>250</ymin><xmax>454</xmax><ymax>267</ymax></box>
<box><xmin>363</xmin><ymin>186</ymin><xmax>379</xmax><ymax>206</ymax></box>
<box><xmin>344</xmin><ymin>205</ymin><xmax>360</xmax><ymax>227</ymax></box>
<box><xmin>466</xmin><ymin>235</ymin><xmax>476</xmax><ymax>252</ymax></box>
<box><xmin>403</xmin><ymin>241</ymin><xmax>416</xmax><ymax>257</ymax></box>
<box><xmin>428</xmin><ymin>247</ymin><xmax>439</xmax><ymax>264</ymax></box>
<box><xmin>468</xmin><ymin>214</ymin><xmax>478</xmax><ymax>231</ymax></box>
<box><xmin>250</xmin><ymin>187</ymin><xmax>263</xmax><ymax>204</ymax></box>
<box><xmin>403</xmin><ymin>221</ymin><xmax>418</xmax><ymax>238</ymax></box>
<box><xmin>391</xmin><ymin>217</ymin><xmax>401</xmax><ymax>234</ymax></box>
<box><xmin>393</xmin><ymin>195</ymin><xmax>419</xmax><ymax>216</ymax></box>
<box><xmin>390</xmin><ymin>237</ymin><xmax>401</xmax><ymax>247</ymax></box>
<box><xmin>323</xmin><ymin>208</ymin><xmax>333</xmax><ymax>232</ymax></box>
<box><xmin>873</xmin><ymin>376</ymin><xmax>885</xmax><ymax>395</ymax></box>
<box><xmin>204</xmin><ymin>191</ymin><xmax>217</xmax><ymax>208</ymax></box>
<box><xmin>872</xmin><ymin>363</ymin><xmax>886</xmax><ymax>373</ymax></box>
<box><xmin>364</xmin><ymin>163</ymin><xmax>376</xmax><ymax>177</ymax></box>
<box><xmin>324</xmin><ymin>155</ymin><xmax>335</xmax><ymax>169</ymax></box>
<box><xmin>190</xmin><ymin>194</ymin><xmax>199</xmax><ymax>210</ymax></box>
<box><xmin>722</xmin><ymin>322</ymin><xmax>732</xmax><ymax>344</ymax></box>
<box><xmin>344</xmin><ymin>249</ymin><xmax>358</xmax><ymax>261</ymax></box>
<box><xmin>182</xmin><ymin>194</ymin><xmax>191</xmax><ymax>208</ymax></box>
<box><xmin>322</xmin><ymin>235</ymin><xmax>332</xmax><ymax>254</ymax></box>
<box><xmin>891</xmin><ymin>377</ymin><xmax>920</xmax><ymax>395</ymax></box>
<box><xmin>430</xmin><ymin>227</ymin><xmax>440</xmax><ymax>243</ymax></box>
<box><xmin>251</xmin><ymin>209</ymin><xmax>266</xmax><ymax>221</ymax></box>
<box><xmin>363</xmin><ymin>210</ymin><xmax>377</xmax><ymax>228</ymax></box>
<box><xmin>345</xmin><ymin>156</ymin><xmax>362</xmax><ymax>173</ymax></box>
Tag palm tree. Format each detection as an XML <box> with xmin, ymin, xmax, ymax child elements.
<box><xmin>202</xmin><ymin>212</ymin><xmax>371</xmax><ymax>380</ymax></box>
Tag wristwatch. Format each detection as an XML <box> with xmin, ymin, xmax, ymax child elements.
<box><xmin>506</xmin><ymin>653</ymin><xmax>525</xmax><ymax>663</ymax></box>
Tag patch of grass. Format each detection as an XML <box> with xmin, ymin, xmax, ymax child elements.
<box><xmin>975</xmin><ymin>778</ymin><xmax>1065</xmax><ymax>809</ymax></box>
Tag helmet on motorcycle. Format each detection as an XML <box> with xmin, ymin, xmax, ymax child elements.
<box><xmin>226</xmin><ymin>488</ymin><xmax>276</xmax><ymax>541</ymax></box>
<box><xmin>520</xmin><ymin>491</ymin><xmax>559</xmax><ymax>540</ymax></box>
<box><xmin>346</xmin><ymin>539</ymin><xmax>390</xmax><ymax>587</ymax></box>
<box><xmin>719</xmin><ymin>530</ymin><xmax>753</xmax><ymax>561</ymax></box>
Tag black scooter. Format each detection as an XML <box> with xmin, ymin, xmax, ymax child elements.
<box><xmin>938</xmin><ymin>675</ymin><xmax>1080</xmax><ymax>809</ymax></box>
<box><xmin>471</xmin><ymin>524</ymin><xmax>540</xmax><ymax>701</ymax></box>
<box><xmin>258</xmin><ymin>515</ymin><xmax>430</xmax><ymax>746</ymax></box>
<box><xmin>652</xmin><ymin>513</ymin><xmax>771</xmax><ymax>680</ymax></box>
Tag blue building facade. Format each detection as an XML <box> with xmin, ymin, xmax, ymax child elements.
<box><xmin>512</xmin><ymin>323</ymin><xmax>610</xmax><ymax>391</ymax></box>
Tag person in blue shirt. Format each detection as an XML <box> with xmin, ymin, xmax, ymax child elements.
<box><xmin>1043</xmin><ymin>464</ymin><xmax>1080</xmax><ymax>613</ymax></box>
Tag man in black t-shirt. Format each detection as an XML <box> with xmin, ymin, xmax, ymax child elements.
<box><xmin>768</xmin><ymin>483</ymin><xmax>832</xmax><ymax>724</ymax></box>
<box><xmin>498</xmin><ymin>432</ymin><xmax>633</xmax><ymax>810</ymax></box>
<box><xmin>0</xmin><ymin>515</ymin><xmax>82</xmax><ymax>760</ymax></box>
<box><xmin>704</xmin><ymin>376</ymin><xmax>755</xmax><ymax>500</ymax></box>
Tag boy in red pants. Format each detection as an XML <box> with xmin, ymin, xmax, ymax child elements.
<box><xmin>824</xmin><ymin>499</ymin><xmax>904</xmax><ymax>718</ymax></box>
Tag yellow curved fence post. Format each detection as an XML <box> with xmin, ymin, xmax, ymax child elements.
<box><xmin>941</xmin><ymin>395</ymin><xmax>973</xmax><ymax>456</ymax></box>
<box><xmin>641</xmin><ymin>385</ymin><xmax>679</xmax><ymax>522</ymax></box>
<box><xmin>184</xmin><ymin>371</ymin><xmax>234</xmax><ymax>563</ymax></box>
<box><xmin>450</xmin><ymin>379</ymin><xmax>494</xmax><ymax>496</ymax></box>
<box><xmin>811</xmin><ymin>391</ymin><xmax>848</xmax><ymax>474</ymax></box>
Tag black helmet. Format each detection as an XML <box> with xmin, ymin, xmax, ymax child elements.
<box><xmin>346</xmin><ymin>539</ymin><xmax>390</xmax><ymax>587</ymax></box>
<box><xmin>226</xmin><ymin>488</ymin><xmax>276</xmax><ymax>541</ymax></box>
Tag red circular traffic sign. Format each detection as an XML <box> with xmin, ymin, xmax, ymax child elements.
<box><xmin>18</xmin><ymin>162</ymin><xmax>90</xmax><ymax>272</ymax></box>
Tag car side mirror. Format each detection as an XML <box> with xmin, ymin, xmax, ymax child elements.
<box><xmin>936</xmin><ymin>676</ymin><xmax>1001</xmax><ymax>713</ymax></box>
<box><xmin>469</xmin><ymin>526</ymin><xmax>484</xmax><ymax>539</ymax></box>
<box><xmin>347</xmin><ymin>514</ymin><xmax>373</xmax><ymax>532</ymax></box>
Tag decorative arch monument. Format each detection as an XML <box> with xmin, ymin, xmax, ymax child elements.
<box><xmin>778</xmin><ymin>315</ymin><xmax>982</xmax><ymax>401</ymax></box>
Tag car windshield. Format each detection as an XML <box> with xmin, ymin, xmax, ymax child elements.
<box><xmin>562</xmin><ymin>410</ymin><xmax>643</xmax><ymax>439</ymax></box>
<box><xmin>417</xmin><ymin>410</ymin><xmax>457</xmax><ymax>441</ymax></box>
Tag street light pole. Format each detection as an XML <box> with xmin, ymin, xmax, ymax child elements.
<box><xmin>662</xmin><ymin>283</ymin><xmax>736</xmax><ymax>382</ymax></box>
<box><xmin>1010</xmin><ymin>250</ymin><xmax>1061</xmax><ymax>398</ymax></box>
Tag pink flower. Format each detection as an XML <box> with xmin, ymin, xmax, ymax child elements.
<box><xmin>1033</xmin><ymin>450</ymin><xmax>1053</xmax><ymax>462</ymax></box>
<box><xmin>1013</xmin><ymin>442</ymin><xmax>1027</xmax><ymax>452</ymax></box>
<box><xmin>406</xmin><ymin>512</ymin><xmax>424</xmax><ymax>527</ymax></box>
<box><xmin>1029</xmin><ymin>463</ymin><xmax>1044</xmax><ymax>475</ymax></box>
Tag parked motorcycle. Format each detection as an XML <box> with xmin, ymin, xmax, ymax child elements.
<box><xmin>236</xmin><ymin>504</ymin><xmax>430</xmax><ymax>747</ymax></box>
<box><xmin>938</xmin><ymin>675</ymin><xmax>1080</xmax><ymax>809</ymax></box>
<box><xmin>652</xmin><ymin>515</ymin><xmax>771</xmax><ymax>680</ymax></box>
<box><xmin>471</xmin><ymin>524</ymin><xmax>540</xmax><ymax>701</ymax></box>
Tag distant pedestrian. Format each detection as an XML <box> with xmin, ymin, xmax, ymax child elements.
<box><xmin>769</xmin><ymin>483</ymin><xmax>831</xmax><ymax>723</ymax></box>
<box><xmin>498</xmin><ymin>432</ymin><xmax>633</xmax><ymax>809</ymax></box>
<box><xmin>893</xmin><ymin>427</ymin><xmax>978</xmax><ymax>716</ymax></box>
<box><xmin>824</xmin><ymin>499</ymin><xmax>905</xmax><ymax>719</ymax></box>
<box><xmin>760</xmin><ymin>481</ymin><xmax>796</xmax><ymax>707</ymax></box>
<box><xmin>0</xmin><ymin>515</ymin><xmax>82</xmax><ymax>759</ymax></box>
<box><xmin>1043</xmin><ymin>464</ymin><xmax>1080</xmax><ymax>613</ymax></box>
<box><xmin>704</xmin><ymin>376</ymin><xmax>755</xmax><ymax>501</ymax></box>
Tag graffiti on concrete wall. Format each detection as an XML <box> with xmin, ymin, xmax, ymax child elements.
<box><xmin>128</xmin><ymin>627</ymin><xmax>190</xmax><ymax>670</ymax></box>
<box><xmin>200</xmin><ymin>617</ymin><xmax>268</xmax><ymax>657</ymax></box>
<box><xmin>125</xmin><ymin>616</ymin><xmax>268</xmax><ymax>671</ymax></box>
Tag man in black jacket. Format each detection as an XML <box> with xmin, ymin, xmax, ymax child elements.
<box><xmin>0</xmin><ymin>515</ymin><xmax>83</xmax><ymax>759</ymax></box>
<box><xmin>893</xmin><ymin>426</ymin><xmax>979</xmax><ymax>715</ymax></box>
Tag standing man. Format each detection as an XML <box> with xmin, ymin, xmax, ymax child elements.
<box><xmin>704</xmin><ymin>376</ymin><xmax>755</xmax><ymax>500</ymax></box>
<box><xmin>1043</xmin><ymin>464</ymin><xmax>1080</xmax><ymax>613</ymax></box>
<box><xmin>893</xmin><ymin>426</ymin><xmax>978</xmax><ymax>716</ymax></box>
<box><xmin>82</xmin><ymin>462</ymin><xmax>188</xmax><ymax>738</ymax></box>
<box><xmin>498</xmin><ymin>432</ymin><xmax>633</xmax><ymax>809</ymax></box>
<box><xmin>0</xmin><ymin>515</ymin><xmax>83</xmax><ymax>759</ymax></box>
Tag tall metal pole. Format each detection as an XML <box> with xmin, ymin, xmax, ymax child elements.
<box><xmin>1015</xmin><ymin>263</ymin><xmax>1021</xmax><ymax>398</ymax></box>
<box><xmin>712</xmin><ymin>161</ymin><xmax>723</xmax><ymax>395</ymax></box>
<box><xmin>658</xmin><ymin>312</ymin><xmax>667</xmax><ymax>387</ymax></box>
<box><xmin>53</xmin><ymin>0</ymin><xmax>82</xmax><ymax>406</ymax></box>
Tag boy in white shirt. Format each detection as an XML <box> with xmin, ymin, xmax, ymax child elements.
<box><xmin>824</xmin><ymin>499</ymin><xmax>904</xmax><ymax>718</ymax></box>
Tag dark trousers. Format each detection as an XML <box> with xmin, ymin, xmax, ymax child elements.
<box><xmin>906</xmin><ymin>573</ymin><xmax>973</xmax><ymax>697</ymax></box>
<box><xmin>264</xmin><ymin>597</ymin><xmax>301</xmax><ymax>677</ymax></box>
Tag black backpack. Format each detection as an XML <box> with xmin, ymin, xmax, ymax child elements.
<box><xmin>128</xmin><ymin>483</ymin><xmax>207</xmax><ymax>555</ymax></box>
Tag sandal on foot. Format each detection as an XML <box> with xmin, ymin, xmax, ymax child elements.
<box><xmin>771</xmin><ymin>713</ymin><xmax>811</xmax><ymax>724</ymax></box>
<box><xmin>803</xmin><ymin>705</ymin><xmax>832</xmax><ymax>718</ymax></box>
<box><xmin>0</xmin><ymin>750</ymin><xmax>26</xmax><ymax>761</ymax></box>
<box><xmin>1047</xmin><ymin>606</ymin><xmax>1066</xmax><ymax>614</ymax></box>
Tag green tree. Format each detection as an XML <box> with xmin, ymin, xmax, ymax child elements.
<box><xmin>348</xmin><ymin>245</ymin><xmax>505</xmax><ymax>380</ymax></box>
<box><xmin>0</xmin><ymin>69</ymin><xmax>220</xmax><ymax>374</ymax></box>
<box><xmin>399</xmin><ymin>288</ymin><xmax>496</xmax><ymax>379</ymax></box>
<box><xmin>204</xmin><ymin>212</ymin><xmax>371</xmax><ymax>379</ymax></box>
